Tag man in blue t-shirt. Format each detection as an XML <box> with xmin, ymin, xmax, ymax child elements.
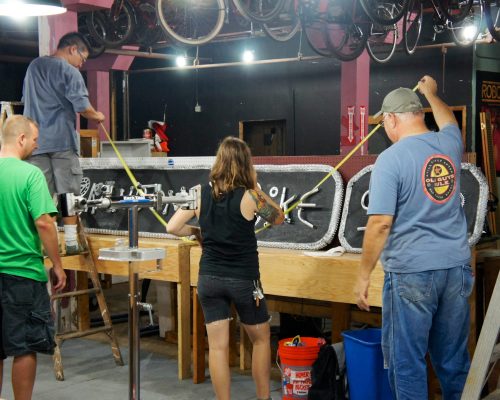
<box><xmin>23</xmin><ymin>32</ymin><xmax>105</xmax><ymax>255</ymax></box>
<box><xmin>354</xmin><ymin>76</ymin><xmax>473</xmax><ymax>400</ymax></box>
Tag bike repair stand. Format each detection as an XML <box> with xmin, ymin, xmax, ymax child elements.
<box><xmin>60</xmin><ymin>186</ymin><xmax>197</xmax><ymax>400</ymax></box>
<box><xmin>98</xmin><ymin>205</ymin><xmax>165</xmax><ymax>400</ymax></box>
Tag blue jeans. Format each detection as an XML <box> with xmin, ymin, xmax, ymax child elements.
<box><xmin>382</xmin><ymin>265</ymin><xmax>474</xmax><ymax>400</ymax></box>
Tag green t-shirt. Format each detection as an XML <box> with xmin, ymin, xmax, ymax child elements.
<box><xmin>0</xmin><ymin>158</ymin><xmax>57</xmax><ymax>282</ymax></box>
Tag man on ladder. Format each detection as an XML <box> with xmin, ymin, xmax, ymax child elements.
<box><xmin>22</xmin><ymin>31</ymin><xmax>105</xmax><ymax>255</ymax></box>
<box><xmin>0</xmin><ymin>115</ymin><xmax>66</xmax><ymax>399</ymax></box>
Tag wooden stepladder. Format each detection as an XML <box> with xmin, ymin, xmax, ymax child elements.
<box><xmin>0</xmin><ymin>101</ymin><xmax>23</xmax><ymax>125</ymax></box>
<box><xmin>461</xmin><ymin>272</ymin><xmax>500</xmax><ymax>399</ymax></box>
<box><xmin>50</xmin><ymin>217</ymin><xmax>124</xmax><ymax>380</ymax></box>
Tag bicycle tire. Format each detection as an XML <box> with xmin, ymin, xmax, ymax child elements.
<box><xmin>156</xmin><ymin>0</ymin><xmax>225</xmax><ymax>46</ymax></box>
<box><xmin>233</xmin><ymin>0</ymin><xmax>286</xmax><ymax>23</ymax></box>
<box><xmin>79</xmin><ymin>13</ymin><xmax>106</xmax><ymax>58</ymax></box>
<box><xmin>360</xmin><ymin>0</ymin><xmax>409</xmax><ymax>25</ymax></box>
<box><xmin>366</xmin><ymin>22</ymin><xmax>397</xmax><ymax>63</ymax></box>
<box><xmin>326</xmin><ymin>21</ymin><xmax>368</xmax><ymax>62</ymax></box>
<box><xmin>301</xmin><ymin>16</ymin><xmax>336</xmax><ymax>57</ymax></box>
<box><xmin>135</xmin><ymin>2</ymin><xmax>163</xmax><ymax>47</ymax></box>
<box><xmin>483</xmin><ymin>0</ymin><xmax>500</xmax><ymax>41</ymax></box>
<box><xmin>450</xmin><ymin>3</ymin><xmax>483</xmax><ymax>47</ymax></box>
<box><xmin>438</xmin><ymin>0</ymin><xmax>473</xmax><ymax>23</ymax></box>
<box><xmin>263</xmin><ymin>0</ymin><xmax>301</xmax><ymax>42</ymax></box>
<box><xmin>403</xmin><ymin>0</ymin><xmax>422</xmax><ymax>55</ymax></box>
<box><xmin>88</xmin><ymin>0</ymin><xmax>136</xmax><ymax>47</ymax></box>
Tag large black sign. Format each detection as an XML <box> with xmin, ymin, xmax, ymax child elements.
<box><xmin>79</xmin><ymin>158</ymin><xmax>344</xmax><ymax>250</ymax></box>
<box><xmin>338</xmin><ymin>163</ymin><xmax>489</xmax><ymax>252</ymax></box>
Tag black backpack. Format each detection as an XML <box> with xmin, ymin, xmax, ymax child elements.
<box><xmin>308</xmin><ymin>343</ymin><xmax>348</xmax><ymax>400</ymax></box>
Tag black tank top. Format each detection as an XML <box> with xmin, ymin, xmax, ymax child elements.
<box><xmin>199</xmin><ymin>184</ymin><xmax>259</xmax><ymax>280</ymax></box>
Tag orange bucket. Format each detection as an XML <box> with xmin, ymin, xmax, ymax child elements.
<box><xmin>277</xmin><ymin>337</ymin><xmax>325</xmax><ymax>400</ymax></box>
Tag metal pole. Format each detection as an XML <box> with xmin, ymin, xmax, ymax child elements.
<box><xmin>128</xmin><ymin>206</ymin><xmax>140</xmax><ymax>400</ymax></box>
<box><xmin>122</xmin><ymin>71</ymin><xmax>130</xmax><ymax>141</ymax></box>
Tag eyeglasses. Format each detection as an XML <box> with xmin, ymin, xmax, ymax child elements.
<box><xmin>76</xmin><ymin>49</ymin><xmax>87</xmax><ymax>64</ymax></box>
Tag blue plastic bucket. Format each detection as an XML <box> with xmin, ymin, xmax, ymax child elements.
<box><xmin>341</xmin><ymin>328</ymin><xmax>393</xmax><ymax>400</ymax></box>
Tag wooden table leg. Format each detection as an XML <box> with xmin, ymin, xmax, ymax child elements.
<box><xmin>177</xmin><ymin>280</ymin><xmax>191</xmax><ymax>380</ymax></box>
<box><xmin>331</xmin><ymin>302</ymin><xmax>351</xmax><ymax>342</ymax></box>
<box><xmin>229</xmin><ymin>306</ymin><xmax>238</xmax><ymax>367</ymax></box>
<box><xmin>193</xmin><ymin>288</ymin><xmax>206</xmax><ymax>383</ymax></box>
<box><xmin>239</xmin><ymin>326</ymin><xmax>252</xmax><ymax>371</ymax></box>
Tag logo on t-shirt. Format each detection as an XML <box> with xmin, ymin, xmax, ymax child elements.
<box><xmin>422</xmin><ymin>155</ymin><xmax>456</xmax><ymax>203</ymax></box>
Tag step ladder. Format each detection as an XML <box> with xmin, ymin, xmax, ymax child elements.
<box><xmin>51</xmin><ymin>217</ymin><xmax>124</xmax><ymax>380</ymax></box>
<box><xmin>0</xmin><ymin>101</ymin><xmax>23</xmax><ymax>125</ymax></box>
<box><xmin>461</xmin><ymin>272</ymin><xmax>500</xmax><ymax>399</ymax></box>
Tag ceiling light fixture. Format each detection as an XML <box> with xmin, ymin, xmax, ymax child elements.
<box><xmin>176</xmin><ymin>55</ymin><xmax>187</xmax><ymax>68</ymax></box>
<box><xmin>462</xmin><ymin>24</ymin><xmax>478</xmax><ymax>41</ymax></box>
<box><xmin>242</xmin><ymin>50</ymin><xmax>255</xmax><ymax>63</ymax></box>
<box><xmin>0</xmin><ymin>0</ymin><xmax>66</xmax><ymax>17</ymax></box>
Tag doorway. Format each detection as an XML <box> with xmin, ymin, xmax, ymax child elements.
<box><xmin>239</xmin><ymin>119</ymin><xmax>286</xmax><ymax>156</ymax></box>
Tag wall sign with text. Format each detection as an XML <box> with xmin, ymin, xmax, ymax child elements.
<box><xmin>79</xmin><ymin>158</ymin><xmax>344</xmax><ymax>250</ymax></box>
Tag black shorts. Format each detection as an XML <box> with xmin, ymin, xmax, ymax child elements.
<box><xmin>197</xmin><ymin>274</ymin><xmax>270</xmax><ymax>325</ymax></box>
<box><xmin>0</xmin><ymin>273</ymin><xmax>55</xmax><ymax>358</ymax></box>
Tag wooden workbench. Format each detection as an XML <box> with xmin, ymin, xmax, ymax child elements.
<box><xmin>45</xmin><ymin>235</ymin><xmax>193</xmax><ymax>380</ymax></box>
<box><xmin>189</xmin><ymin>245</ymin><xmax>385</xmax><ymax>383</ymax></box>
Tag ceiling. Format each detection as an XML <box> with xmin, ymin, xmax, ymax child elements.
<box><xmin>0</xmin><ymin>15</ymin><xmax>38</xmax><ymax>63</ymax></box>
<box><xmin>0</xmin><ymin>3</ymin><xmax>495</xmax><ymax>68</ymax></box>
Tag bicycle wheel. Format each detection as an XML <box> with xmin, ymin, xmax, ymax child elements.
<box><xmin>233</xmin><ymin>0</ymin><xmax>286</xmax><ymax>23</ymax></box>
<box><xmin>89</xmin><ymin>0</ymin><xmax>136</xmax><ymax>47</ymax></box>
<box><xmin>326</xmin><ymin>21</ymin><xmax>368</xmax><ymax>61</ymax></box>
<box><xmin>403</xmin><ymin>0</ymin><xmax>422</xmax><ymax>55</ymax></box>
<box><xmin>438</xmin><ymin>0</ymin><xmax>473</xmax><ymax>23</ymax></box>
<box><xmin>366</xmin><ymin>22</ymin><xmax>397</xmax><ymax>63</ymax></box>
<box><xmin>360</xmin><ymin>0</ymin><xmax>409</xmax><ymax>25</ymax></box>
<box><xmin>263</xmin><ymin>0</ymin><xmax>301</xmax><ymax>42</ymax></box>
<box><xmin>319</xmin><ymin>0</ymin><xmax>368</xmax><ymax>62</ymax></box>
<box><xmin>299</xmin><ymin>0</ymin><xmax>337</xmax><ymax>57</ymax></box>
<box><xmin>156</xmin><ymin>0</ymin><xmax>225</xmax><ymax>46</ymax></box>
<box><xmin>135</xmin><ymin>2</ymin><xmax>163</xmax><ymax>47</ymax></box>
<box><xmin>302</xmin><ymin>15</ymin><xmax>337</xmax><ymax>56</ymax></box>
<box><xmin>450</xmin><ymin>3</ymin><xmax>483</xmax><ymax>46</ymax></box>
<box><xmin>79</xmin><ymin>13</ymin><xmax>106</xmax><ymax>58</ymax></box>
<box><xmin>483</xmin><ymin>0</ymin><xmax>500</xmax><ymax>41</ymax></box>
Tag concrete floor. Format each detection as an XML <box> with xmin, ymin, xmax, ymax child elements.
<box><xmin>0</xmin><ymin>278</ymin><xmax>283</xmax><ymax>400</ymax></box>
<box><xmin>0</xmin><ymin>334</ymin><xmax>282</xmax><ymax>400</ymax></box>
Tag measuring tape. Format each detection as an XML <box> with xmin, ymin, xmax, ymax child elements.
<box><xmin>255</xmin><ymin>83</ymin><xmax>420</xmax><ymax>234</ymax></box>
<box><xmin>98</xmin><ymin>82</ymin><xmax>419</xmax><ymax>238</ymax></box>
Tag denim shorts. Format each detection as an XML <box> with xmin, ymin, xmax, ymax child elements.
<box><xmin>28</xmin><ymin>151</ymin><xmax>82</xmax><ymax>196</ymax></box>
<box><xmin>197</xmin><ymin>275</ymin><xmax>270</xmax><ymax>325</ymax></box>
<box><xmin>0</xmin><ymin>274</ymin><xmax>55</xmax><ymax>358</ymax></box>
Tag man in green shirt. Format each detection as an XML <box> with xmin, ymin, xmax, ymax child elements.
<box><xmin>0</xmin><ymin>115</ymin><xmax>66</xmax><ymax>400</ymax></box>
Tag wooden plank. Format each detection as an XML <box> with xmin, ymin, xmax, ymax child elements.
<box><xmin>76</xmin><ymin>271</ymin><xmax>90</xmax><ymax>331</ymax></box>
<box><xmin>191</xmin><ymin>246</ymin><xmax>384</xmax><ymax>306</ymax></box>
<box><xmin>46</xmin><ymin>236</ymin><xmax>192</xmax><ymax>282</ymax></box>
<box><xmin>177</xmin><ymin>245</ymin><xmax>191</xmax><ymax>380</ymax></box>
<box><xmin>229</xmin><ymin>306</ymin><xmax>239</xmax><ymax>367</ymax></box>
<box><xmin>369</xmin><ymin>106</ymin><xmax>467</xmax><ymax>145</ymax></box>
<box><xmin>79</xmin><ymin>129</ymin><xmax>99</xmax><ymax>158</ymax></box>
<box><xmin>480</xmin><ymin>112</ymin><xmax>498</xmax><ymax>234</ymax></box>
<box><xmin>239</xmin><ymin>326</ymin><xmax>252</xmax><ymax>371</ymax></box>
<box><xmin>331</xmin><ymin>302</ymin><xmax>351</xmax><ymax>343</ymax></box>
